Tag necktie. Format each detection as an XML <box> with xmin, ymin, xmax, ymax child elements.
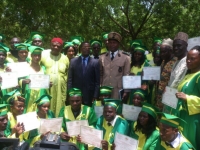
<box><xmin>165</xmin><ymin>142</ymin><xmax>173</xmax><ymax>148</ymax></box>
<box><xmin>82</xmin><ymin>58</ymin><xmax>86</xmax><ymax>74</ymax></box>
<box><xmin>111</xmin><ymin>52</ymin><xmax>114</xmax><ymax>60</ymax></box>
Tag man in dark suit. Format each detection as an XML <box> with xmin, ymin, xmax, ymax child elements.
<box><xmin>68</xmin><ymin>42</ymin><xmax>100</xmax><ymax>106</ymax></box>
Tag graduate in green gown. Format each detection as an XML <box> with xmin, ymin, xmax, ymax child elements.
<box><xmin>20</xmin><ymin>46</ymin><xmax>48</xmax><ymax>113</ymax></box>
<box><xmin>94</xmin><ymin>99</ymin><xmax>129</xmax><ymax>150</ymax></box>
<box><xmin>129</xmin><ymin>103</ymin><xmax>159</xmax><ymax>150</ymax></box>
<box><xmin>59</xmin><ymin>88</ymin><xmax>97</xmax><ymax>150</ymax></box>
<box><xmin>174</xmin><ymin>46</ymin><xmax>200</xmax><ymax>149</ymax></box>
<box><xmin>14</xmin><ymin>43</ymin><xmax>31</xmax><ymax>63</ymax></box>
<box><xmin>0</xmin><ymin>43</ymin><xmax>13</xmax><ymax>103</ymax></box>
<box><xmin>41</xmin><ymin>38</ymin><xmax>69</xmax><ymax>116</ymax></box>
<box><xmin>158</xmin><ymin>113</ymin><xmax>195</xmax><ymax>150</ymax></box>
<box><xmin>25</xmin><ymin>94</ymin><xmax>55</xmax><ymax>147</ymax></box>
<box><xmin>4</xmin><ymin>89</ymin><xmax>25</xmax><ymax>138</ymax></box>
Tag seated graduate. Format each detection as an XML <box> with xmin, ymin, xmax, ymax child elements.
<box><xmin>94</xmin><ymin>99</ymin><xmax>129</xmax><ymax>150</ymax></box>
<box><xmin>24</xmin><ymin>94</ymin><xmax>54</xmax><ymax>147</ymax></box>
<box><xmin>92</xmin><ymin>86</ymin><xmax>113</xmax><ymax>108</ymax></box>
<box><xmin>129</xmin><ymin>103</ymin><xmax>160</xmax><ymax>150</ymax></box>
<box><xmin>4</xmin><ymin>89</ymin><xmax>25</xmax><ymax>137</ymax></box>
<box><xmin>157</xmin><ymin>113</ymin><xmax>195</xmax><ymax>150</ymax></box>
<box><xmin>59</xmin><ymin>88</ymin><xmax>97</xmax><ymax>149</ymax></box>
<box><xmin>0</xmin><ymin>104</ymin><xmax>23</xmax><ymax>138</ymax></box>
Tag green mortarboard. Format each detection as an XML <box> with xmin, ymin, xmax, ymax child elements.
<box><xmin>0</xmin><ymin>43</ymin><xmax>9</xmax><ymax>53</ymax></box>
<box><xmin>0</xmin><ymin>104</ymin><xmax>9</xmax><ymax>116</ymax></box>
<box><xmin>153</xmin><ymin>37</ymin><xmax>162</xmax><ymax>44</ymax></box>
<box><xmin>30</xmin><ymin>32</ymin><xmax>45</xmax><ymax>41</ymax></box>
<box><xmin>68</xmin><ymin>88</ymin><xmax>82</xmax><ymax>97</ymax></box>
<box><xmin>4</xmin><ymin>89</ymin><xmax>22</xmax><ymax>104</ymax></box>
<box><xmin>70</xmin><ymin>36</ymin><xmax>84</xmax><ymax>45</ymax></box>
<box><xmin>35</xmin><ymin>94</ymin><xmax>52</xmax><ymax>106</ymax></box>
<box><xmin>63</xmin><ymin>42</ymin><xmax>74</xmax><ymax>49</ymax></box>
<box><xmin>28</xmin><ymin>46</ymin><xmax>44</xmax><ymax>54</ymax></box>
<box><xmin>15</xmin><ymin>43</ymin><xmax>30</xmax><ymax>51</ymax></box>
<box><xmin>100</xmin><ymin>86</ymin><xmax>113</xmax><ymax>95</ymax></box>
<box><xmin>159</xmin><ymin>113</ymin><xmax>186</xmax><ymax>129</ymax></box>
<box><xmin>0</xmin><ymin>34</ymin><xmax>6</xmax><ymax>41</ymax></box>
<box><xmin>130</xmin><ymin>39</ymin><xmax>143</xmax><ymax>48</ymax></box>
<box><xmin>141</xmin><ymin>102</ymin><xmax>159</xmax><ymax>119</ymax></box>
<box><xmin>90</xmin><ymin>39</ymin><xmax>102</xmax><ymax>47</ymax></box>
<box><xmin>133</xmin><ymin>89</ymin><xmax>146</xmax><ymax>99</ymax></box>
<box><xmin>134</xmin><ymin>45</ymin><xmax>145</xmax><ymax>53</ymax></box>
<box><xmin>104</xmin><ymin>99</ymin><xmax>121</xmax><ymax>109</ymax></box>
<box><xmin>102</xmin><ymin>32</ymin><xmax>109</xmax><ymax>40</ymax></box>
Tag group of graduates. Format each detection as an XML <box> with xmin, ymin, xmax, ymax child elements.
<box><xmin>0</xmin><ymin>30</ymin><xmax>199</xmax><ymax>150</ymax></box>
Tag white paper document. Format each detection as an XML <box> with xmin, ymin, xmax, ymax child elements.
<box><xmin>29</xmin><ymin>74</ymin><xmax>50</xmax><ymax>89</ymax></box>
<box><xmin>0</xmin><ymin>72</ymin><xmax>18</xmax><ymax>89</ymax></box>
<box><xmin>143</xmin><ymin>66</ymin><xmax>161</xmax><ymax>80</ymax></box>
<box><xmin>162</xmin><ymin>86</ymin><xmax>178</xmax><ymax>109</ymax></box>
<box><xmin>66</xmin><ymin>120</ymin><xmax>89</xmax><ymax>136</ymax></box>
<box><xmin>122</xmin><ymin>104</ymin><xmax>142</xmax><ymax>121</ymax></box>
<box><xmin>80</xmin><ymin>125</ymin><xmax>103</xmax><ymax>149</ymax></box>
<box><xmin>7</xmin><ymin>62</ymin><xmax>30</xmax><ymax>77</ymax></box>
<box><xmin>94</xmin><ymin>106</ymin><xmax>103</xmax><ymax>118</ymax></box>
<box><xmin>39</xmin><ymin>118</ymin><xmax>62</xmax><ymax>134</ymax></box>
<box><xmin>187</xmin><ymin>36</ymin><xmax>200</xmax><ymax>51</ymax></box>
<box><xmin>114</xmin><ymin>132</ymin><xmax>138</xmax><ymax>150</ymax></box>
<box><xmin>17</xmin><ymin>112</ymin><xmax>39</xmax><ymax>132</ymax></box>
<box><xmin>123</xmin><ymin>76</ymin><xmax>141</xmax><ymax>89</ymax></box>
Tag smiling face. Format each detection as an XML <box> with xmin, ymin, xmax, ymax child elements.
<box><xmin>51</xmin><ymin>42</ymin><xmax>62</xmax><ymax>56</ymax></box>
<box><xmin>159</xmin><ymin>123</ymin><xmax>178</xmax><ymax>142</ymax></box>
<box><xmin>11</xmin><ymin>100</ymin><xmax>25</xmax><ymax>116</ymax></box>
<box><xmin>103</xmin><ymin>106</ymin><xmax>116</xmax><ymax>122</ymax></box>
<box><xmin>138</xmin><ymin>111</ymin><xmax>149</xmax><ymax>127</ymax></box>
<box><xmin>186</xmin><ymin>49</ymin><xmax>200</xmax><ymax>73</ymax></box>
<box><xmin>18</xmin><ymin>50</ymin><xmax>28</xmax><ymax>61</ymax></box>
<box><xmin>38</xmin><ymin>102</ymin><xmax>50</xmax><ymax>117</ymax></box>
<box><xmin>66</xmin><ymin>47</ymin><xmax>75</xmax><ymax>60</ymax></box>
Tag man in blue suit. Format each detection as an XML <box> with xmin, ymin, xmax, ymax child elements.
<box><xmin>68</xmin><ymin>42</ymin><xmax>100</xmax><ymax>106</ymax></box>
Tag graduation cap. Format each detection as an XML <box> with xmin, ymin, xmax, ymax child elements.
<box><xmin>0</xmin><ymin>104</ymin><xmax>9</xmax><ymax>116</ymax></box>
<box><xmin>0</xmin><ymin>34</ymin><xmax>6</xmax><ymax>41</ymax></box>
<box><xmin>130</xmin><ymin>39</ymin><xmax>143</xmax><ymax>48</ymax></box>
<box><xmin>133</xmin><ymin>89</ymin><xmax>147</xmax><ymax>99</ymax></box>
<box><xmin>15</xmin><ymin>43</ymin><xmax>30</xmax><ymax>51</ymax></box>
<box><xmin>30</xmin><ymin>32</ymin><xmax>45</xmax><ymax>41</ymax></box>
<box><xmin>28</xmin><ymin>46</ymin><xmax>44</xmax><ymax>54</ymax></box>
<box><xmin>63</xmin><ymin>42</ymin><xmax>74</xmax><ymax>49</ymax></box>
<box><xmin>104</xmin><ymin>99</ymin><xmax>121</xmax><ymax>109</ymax></box>
<box><xmin>70</xmin><ymin>36</ymin><xmax>84</xmax><ymax>45</ymax></box>
<box><xmin>102</xmin><ymin>32</ymin><xmax>109</xmax><ymax>40</ymax></box>
<box><xmin>159</xmin><ymin>113</ymin><xmax>186</xmax><ymax>129</ymax></box>
<box><xmin>3</xmin><ymin>89</ymin><xmax>22</xmax><ymax>104</ymax></box>
<box><xmin>134</xmin><ymin>45</ymin><xmax>146</xmax><ymax>53</ymax></box>
<box><xmin>90</xmin><ymin>39</ymin><xmax>102</xmax><ymax>47</ymax></box>
<box><xmin>100</xmin><ymin>86</ymin><xmax>113</xmax><ymax>95</ymax></box>
<box><xmin>68</xmin><ymin>88</ymin><xmax>82</xmax><ymax>97</ymax></box>
<box><xmin>0</xmin><ymin>43</ymin><xmax>9</xmax><ymax>53</ymax></box>
<box><xmin>35</xmin><ymin>95</ymin><xmax>52</xmax><ymax>106</ymax></box>
<box><xmin>141</xmin><ymin>102</ymin><xmax>159</xmax><ymax>119</ymax></box>
<box><xmin>153</xmin><ymin>37</ymin><xmax>162</xmax><ymax>44</ymax></box>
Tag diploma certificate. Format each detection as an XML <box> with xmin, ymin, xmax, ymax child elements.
<box><xmin>80</xmin><ymin>125</ymin><xmax>103</xmax><ymax>149</ymax></box>
<box><xmin>114</xmin><ymin>132</ymin><xmax>138</xmax><ymax>150</ymax></box>
<box><xmin>0</xmin><ymin>72</ymin><xmax>18</xmax><ymax>89</ymax></box>
<box><xmin>123</xmin><ymin>76</ymin><xmax>141</xmax><ymax>89</ymax></box>
<box><xmin>122</xmin><ymin>104</ymin><xmax>142</xmax><ymax>121</ymax></box>
<box><xmin>17</xmin><ymin>112</ymin><xmax>39</xmax><ymax>132</ymax></box>
<box><xmin>29</xmin><ymin>74</ymin><xmax>50</xmax><ymax>89</ymax></box>
<box><xmin>66</xmin><ymin>120</ymin><xmax>89</xmax><ymax>136</ymax></box>
<box><xmin>7</xmin><ymin>62</ymin><xmax>30</xmax><ymax>77</ymax></box>
<box><xmin>162</xmin><ymin>86</ymin><xmax>178</xmax><ymax>109</ymax></box>
<box><xmin>94</xmin><ymin>106</ymin><xmax>103</xmax><ymax>118</ymax></box>
<box><xmin>143</xmin><ymin>67</ymin><xmax>161</xmax><ymax>80</ymax></box>
<box><xmin>39</xmin><ymin>118</ymin><xmax>62</xmax><ymax>134</ymax></box>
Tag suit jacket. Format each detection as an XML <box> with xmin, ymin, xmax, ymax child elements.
<box><xmin>68</xmin><ymin>56</ymin><xmax>100</xmax><ymax>106</ymax></box>
<box><xmin>99</xmin><ymin>51</ymin><xmax>130</xmax><ymax>99</ymax></box>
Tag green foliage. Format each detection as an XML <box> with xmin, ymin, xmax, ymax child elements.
<box><xmin>0</xmin><ymin>0</ymin><xmax>200</xmax><ymax>50</ymax></box>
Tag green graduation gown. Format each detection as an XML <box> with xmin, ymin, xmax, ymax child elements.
<box><xmin>130</xmin><ymin>121</ymin><xmax>159</xmax><ymax>150</ymax></box>
<box><xmin>94</xmin><ymin>115</ymin><xmax>129</xmax><ymax>150</ymax></box>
